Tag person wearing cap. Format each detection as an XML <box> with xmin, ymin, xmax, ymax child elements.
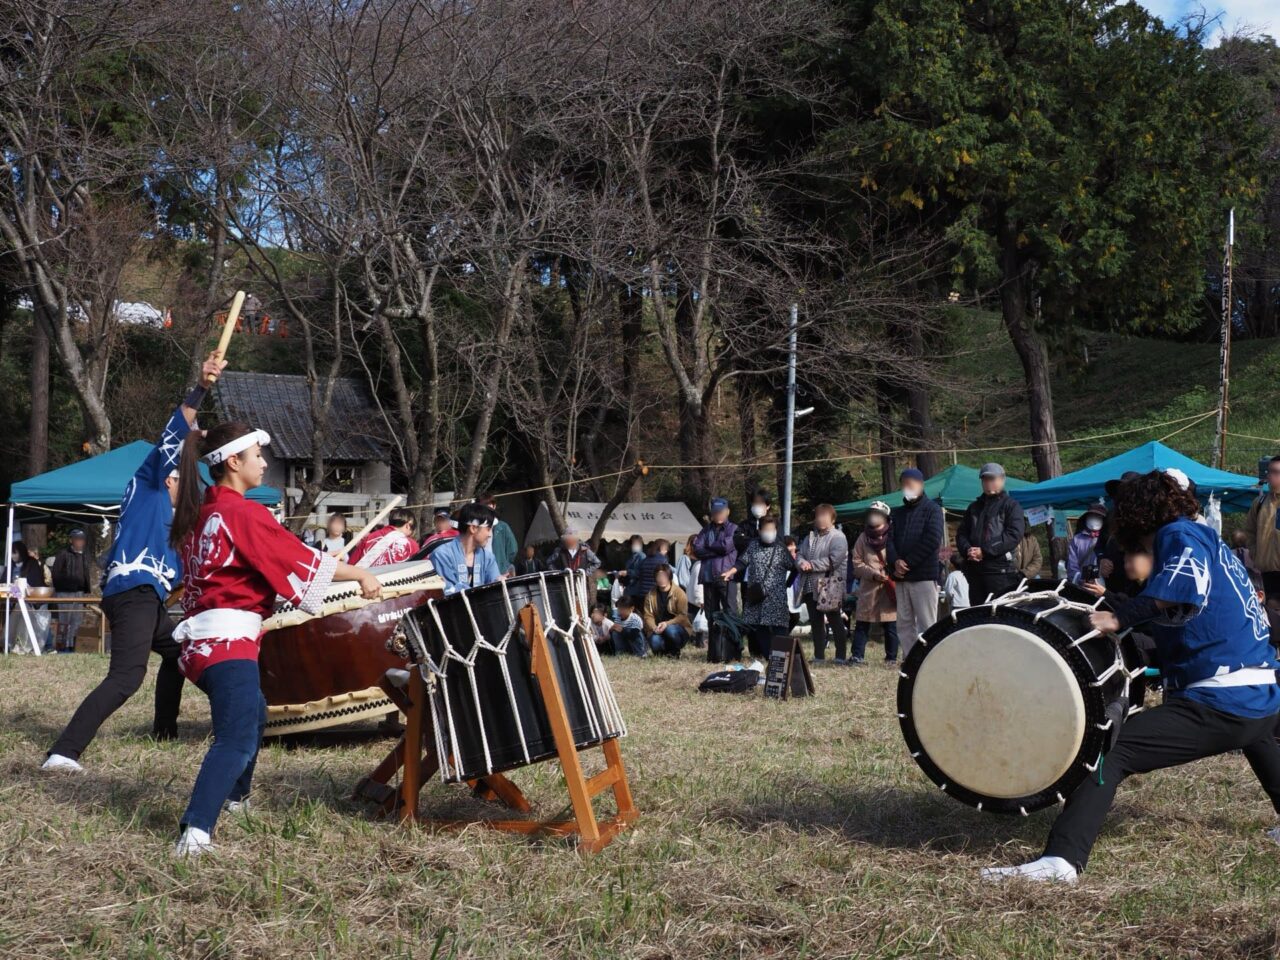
<box><xmin>164</xmin><ymin>419</ymin><xmax>382</xmax><ymax>857</ymax></box>
<box><xmin>44</xmin><ymin>353</ymin><xmax>226</xmax><ymax>772</ymax></box>
<box><xmin>693</xmin><ymin>497</ymin><xmax>739</xmax><ymax>661</ymax></box>
<box><xmin>50</xmin><ymin>527</ymin><xmax>93</xmax><ymax>652</ymax></box>
<box><xmin>850</xmin><ymin>502</ymin><xmax>899</xmax><ymax>664</ymax></box>
<box><xmin>1066</xmin><ymin>503</ymin><xmax>1109</xmax><ymax>585</ymax></box>
<box><xmin>547</xmin><ymin>527</ymin><xmax>602</xmax><ymax>577</ymax></box>
<box><xmin>431</xmin><ymin>502</ymin><xmax>504</xmax><ymax>596</ymax></box>
<box><xmin>1243</xmin><ymin>455</ymin><xmax>1280</xmax><ymax>612</ymax></box>
<box><xmin>955</xmin><ymin>462</ymin><xmax>1026</xmax><ymax>604</ymax></box>
<box><xmin>887</xmin><ymin>468</ymin><xmax>945</xmax><ymax>657</ymax></box>
<box><xmin>420</xmin><ymin>507</ymin><xmax>461</xmax><ymax>552</ymax></box>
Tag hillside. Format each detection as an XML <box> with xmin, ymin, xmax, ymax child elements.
<box><xmin>900</xmin><ymin>313</ymin><xmax>1280</xmax><ymax>490</ymax></box>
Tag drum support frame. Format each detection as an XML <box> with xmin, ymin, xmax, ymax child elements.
<box><xmin>355</xmin><ymin>604</ymin><xmax>638</xmax><ymax>853</ymax></box>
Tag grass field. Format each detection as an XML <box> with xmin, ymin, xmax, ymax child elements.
<box><xmin>2</xmin><ymin>651</ymin><xmax>1280</xmax><ymax>959</ymax></box>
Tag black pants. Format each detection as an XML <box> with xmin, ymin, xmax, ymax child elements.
<box><xmin>1044</xmin><ymin>698</ymin><xmax>1280</xmax><ymax>872</ymax></box>
<box><xmin>967</xmin><ymin>570</ymin><xmax>1022</xmax><ymax>605</ymax></box>
<box><xmin>49</xmin><ymin>586</ymin><xmax>185</xmax><ymax>760</ymax></box>
<box><xmin>746</xmin><ymin>624</ymin><xmax>784</xmax><ymax>659</ymax></box>
<box><xmin>703</xmin><ymin>581</ymin><xmax>739</xmax><ymax>662</ymax></box>
<box><xmin>804</xmin><ymin>594</ymin><xmax>847</xmax><ymax>661</ymax></box>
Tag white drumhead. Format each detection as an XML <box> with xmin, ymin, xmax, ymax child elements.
<box><xmin>911</xmin><ymin>622</ymin><xmax>1085</xmax><ymax>799</ymax></box>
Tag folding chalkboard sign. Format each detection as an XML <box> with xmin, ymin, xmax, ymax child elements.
<box><xmin>763</xmin><ymin>635</ymin><xmax>814</xmax><ymax>700</ymax></box>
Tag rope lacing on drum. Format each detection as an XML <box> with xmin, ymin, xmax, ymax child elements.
<box><xmin>403</xmin><ymin>570</ymin><xmax>627</xmax><ymax>782</ymax></box>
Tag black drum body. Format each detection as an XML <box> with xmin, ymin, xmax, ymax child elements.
<box><xmin>897</xmin><ymin>581</ymin><xmax>1148</xmax><ymax>814</ymax></box>
<box><xmin>402</xmin><ymin>570</ymin><xmax>625</xmax><ymax>783</ymax></box>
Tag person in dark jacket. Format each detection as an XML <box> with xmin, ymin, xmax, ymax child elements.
<box><xmin>513</xmin><ymin>544</ymin><xmax>543</xmax><ymax>577</ymax></box>
<box><xmin>955</xmin><ymin>462</ymin><xmax>1026</xmax><ymax>604</ymax></box>
<box><xmin>9</xmin><ymin>541</ymin><xmax>46</xmax><ymax>587</ymax></box>
<box><xmin>621</xmin><ymin>534</ymin><xmax>648</xmax><ymax>604</ymax></box>
<box><xmin>886</xmin><ymin>468</ymin><xmax>945</xmax><ymax>657</ymax></box>
<box><xmin>694</xmin><ymin>498</ymin><xmax>739</xmax><ymax>661</ymax></box>
<box><xmin>635</xmin><ymin>538</ymin><xmax>671</xmax><ymax>598</ymax></box>
<box><xmin>50</xmin><ymin>529</ymin><xmax>93</xmax><ymax>652</ymax></box>
<box><xmin>733</xmin><ymin>488</ymin><xmax>772</xmax><ymax>555</ymax></box>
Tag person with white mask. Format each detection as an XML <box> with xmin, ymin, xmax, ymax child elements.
<box><xmin>887</xmin><ymin>468</ymin><xmax>945</xmax><ymax>657</ymax></box>
<box><xmin>723</xmin><ymin>515</ymin><xmax>796</xmax><ymax>659</ymax></box>
<box><xmin>734</xmin><ymin>488</ymin><xmax>773</xmax><ymax>555</ymax></box>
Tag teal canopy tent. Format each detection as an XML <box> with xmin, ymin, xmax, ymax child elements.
<box><xmin>1008</xmin><ymin>441</ymin><xmax>1260</xmax><ymax>513</ymax></box>
<box><xmin>8</xmin><ymin>441</ymin><xmax>280</xmax><ymax>522</ymax></box>
<box><xmin>835</xmin><ymin>464</ymin><xmax>1033</xmax><ymax>518</ymax></box>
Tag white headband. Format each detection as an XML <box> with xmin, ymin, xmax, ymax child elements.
<box><xmin>203</xmin><ymin>430</ymin><xmax>271</xmax><ymax>466</ymax></box>
<box><xmin>1163</xmin><ymin>467</ymin><xmax>1191</xmax><ymax>492</ymax></box>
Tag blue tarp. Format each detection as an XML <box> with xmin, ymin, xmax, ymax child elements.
<box><xmin>9</xmin><ymin>441</ymin><xmax>281</xmax><ymax>519</ymax></box>
<box><xmin>1009</xmin><ymin>441</ymin><xmax>1261</xmax><ymax>513</ymax></box>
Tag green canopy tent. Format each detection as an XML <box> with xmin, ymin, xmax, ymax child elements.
<box><xmin>834</xmin><ymin>464</ymin><xmax>1033</xmax><ymax>519</ymax></box>
<box><xmin>5</xmin><ymin>442</ymin><xmax>283</xmax><ymax>654</ymax></box>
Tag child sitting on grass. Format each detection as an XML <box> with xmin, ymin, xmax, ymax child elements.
<box><xmin>589</xmin><ymin>604</ymin><xmax>616</xmax><ymax>655</ymax></box>
<box><xmin>611</xmin><ymin>597</ymin><xmax>646</xmax><ymax>657</ymax></box>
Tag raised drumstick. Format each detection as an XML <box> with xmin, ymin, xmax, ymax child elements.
<box><xmin>208</xmin><ymin>290</ymin><xmax>246</xmax><ymax>383</ymax></box>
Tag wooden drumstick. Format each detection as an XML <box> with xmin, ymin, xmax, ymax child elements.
<box><xmin>207</xmin><ymin>290</ymin><xmax>246</xmax><ymax>384</ymax></box>
<box><xmin>335</xmin><ymin>495</ymin><xmax>405</xmax><ymax>559</ymax></box>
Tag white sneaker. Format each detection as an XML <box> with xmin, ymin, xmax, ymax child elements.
<box><xmin>41</xmin><ymin>753</ymin><xmax>83</xmax><ymax>772</ymax></box>
<box><xmin>981</xmin><ymin>855</ymin><xmax>1078</xmax><ymax>884</ymax></box>
<box><xmin>224</xmin><ymin>798</ymin><xmax>251</xmax><ymax>815</ymax></box>
<box><xmin>1266</xmin><ymin>825</ymin><xmax>1280</xmax><ymax>846</ymax></box>
<box><xmin>173</xmin><ymin>827</ymin><xmax>214</xmax><ymax>859</ymax></box>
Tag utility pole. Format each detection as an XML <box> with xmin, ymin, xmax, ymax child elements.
<box><xmin>781</xmin><ymin>303</ymin><xmax>798</xmax><ymax>535</ymax></box>
<box><xmin>1212</xmin><ymin>208</ymin><xmax>1234</xmax><ymax>469</ymax></box>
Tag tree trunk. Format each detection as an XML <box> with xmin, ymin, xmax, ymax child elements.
<box><xmin>875</xmin><ymin>378</ymin><xmax>896</xmax><ymax>494</ymax></box>
<box><xmin>737</xmin><ymin>376</ymin><xmax>758</xmax><ymax>502</ymax></box>
<box><xmin>1000</xmin><ymin>235</ymin><xmax>1062</xmax><ymax>480</ymax></box>
<box><xmin>904</xmin><ymin>325</ymin><xmax>938</xmax><ymax>477</ymax></box>
<box><xmin>458</xmin><ymin>260</ymin><xmax>525</xmax><ymax>501</ymax></box>
<box><xmin>28</xmin><ymin>314</ymin><xmax>49</xmax><ymax>476</ymax></box>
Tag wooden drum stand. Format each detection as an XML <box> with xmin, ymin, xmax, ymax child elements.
<box><xmin>355</xmin><ymin>604</ymin><xmax>638</xmax><ymax>853</ymax></box>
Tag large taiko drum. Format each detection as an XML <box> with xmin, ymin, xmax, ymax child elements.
<box><xmin>898</xmin><ymin>581</ymin><xmax>1149</xmax><ymax>814</ymax></box>
<box><xmin>259</xmin><ymin>559</ymin><xmax>442</xmax><ymax>736</ymax></box>
<box><xmin>399</xmin><ymin>570</ymin><xmax>626</xmax><ymax>783</ymax></box>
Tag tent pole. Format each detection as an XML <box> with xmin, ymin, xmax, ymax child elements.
<box><xmin>4</xmin><ymin>503</ymin><xmax>13</xmax><ymax>655</ymax></box>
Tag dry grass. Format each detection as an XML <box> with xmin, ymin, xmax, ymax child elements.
<box><xmin>2</xmin><ymin>651</ymin><xmax>1280</xmax><ymax>959</ymax></box>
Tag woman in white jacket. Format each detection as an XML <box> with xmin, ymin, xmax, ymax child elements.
<box><xmin>675</xmin><ymin>539</ymin><xmax>704</xmax><ymax>641</ymax></box>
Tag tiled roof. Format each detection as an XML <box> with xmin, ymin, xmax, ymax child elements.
<box><xmin>212</xmin><ymin>371</ymin><xmax>388</xmax><ymax>462</ymax></box>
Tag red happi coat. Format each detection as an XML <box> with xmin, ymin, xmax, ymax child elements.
<box><xmin>349</xmin><ymin>524</ymin><xmax>418</xmax><ymax>568</ymax></box>
<box><xmin>177</xmin><ymin>485</ymin><xmax>336</xmax><ymax>682</ymax></box>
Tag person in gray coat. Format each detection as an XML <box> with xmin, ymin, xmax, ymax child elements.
<box><xmin>797</xmin><ymin>504</ymin><xmax>850</xmax><ymax>662</ymax></box>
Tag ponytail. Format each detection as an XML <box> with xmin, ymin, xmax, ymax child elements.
<box><xmin>169</xmin><ymin>420</ymin><xmax>255</xmax><ymax>549</ymax></box>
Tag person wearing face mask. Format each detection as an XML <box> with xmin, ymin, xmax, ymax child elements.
<box><xmin>850</xmin><ymin>502</ymin><xmax>900</xmax><ymax>664</ymax></box>
<box><xmin>887</xmin><ymin>468</ymin><xmax>945</xmax><ymax>657</ymax></box>
<box><xmin>955</xmin><ymin>462</ymin><xmax>1026</xmax><ymax>604</ymax></box>
<box><xmin>723</xmin><ymin>515</ymin><xmax>796</xmax><ymax>658</ymax></box>
<box><xmin>1067</xmin><ymin>503</ymin><xmax>1109</xmax><ymax>585</ymax></box>
<box><xmin>797</xmin><ymin>504</ymin><xmax>850</xmax><ymax>662</ymax></box>
<box><xmin>734</xmin><ymin>488</ymin><xmax>773</xmax><ymax>555</ymax></box>
<box><xmin>694</xmin><ymin>498</ymin><xmax>739</xmax><ymax>661</ymax></box>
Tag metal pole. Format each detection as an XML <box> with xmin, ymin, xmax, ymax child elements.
<box><xmin>1213</xmin><ymin>208</ymin><xmax>1234</xmax><ymax>469</ymax></box>
<box><xmin>782</xmin><ymin>303</ymin><xmax>798</xmax><ymax>536</ymax></box>
<box><xmin>4</xmin><ymin>504</ymin><xmax>13</xmax><ymax>654</ymax></box>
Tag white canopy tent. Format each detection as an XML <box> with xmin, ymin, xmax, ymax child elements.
<box><xmin>524</xmin><ymin>500</ymin><xmax>701</xmax><ymax>546</ymax></box>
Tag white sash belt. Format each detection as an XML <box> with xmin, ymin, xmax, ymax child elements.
<box><xmin>1187</xmin><ymin>667</ymin><xmax>1278</xmax><ymax>690</ymax></box>
<box><xmin>174</xmin><ymin>609</ymin><xmax>264</xmax><ymax>642</ymax></box>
